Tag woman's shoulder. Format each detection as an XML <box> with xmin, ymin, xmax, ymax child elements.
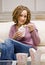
<box><xmin>24</xmin><ymin>22</ymin><xmax>35</xmax><ymax>27</ymax></box>
<box><xmin>28</xmin><ymin>22</ymin><xmax>36</xmax><ymax>27</ymax></box>
<box><xmin>10</xmin><ymin>24</ymin><xmax>16</xmax><ymax>30</ymax></box>
<box><xmin>11</xmin><ymin>24</ymin><xmax>16</xmax><ymax>27</ymax></box>
<box><xmin>29</xmin><ymin>22</ymin><xmax>35</xmax><ymax>24</ymax></box>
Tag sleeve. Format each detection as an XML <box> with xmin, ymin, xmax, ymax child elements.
<box><xmin>9</xmin><ymin>25</ymin><xmax>15</xmax><ymax>38</ymax></box>
<box><xmin>9</xmin><ymin>25</ymin><xmax>23</xmax><ymax>40</ymax></box>
<box><xmin>31</xmin><ymin>26</ymin><xmax>40</xmax><ymax>46</ymax></box>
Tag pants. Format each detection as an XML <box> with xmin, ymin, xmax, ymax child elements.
<box><xmin>0</xmin><ymin>42</ymin><xmax>12</xmax><ymax>65</ymax></box>
<box><xmin>0</xmin><ymin>38</ymin><xmax>34</xmax><ymax>60</ymax></box>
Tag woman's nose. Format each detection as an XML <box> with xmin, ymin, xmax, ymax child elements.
<box><xmin>22</xmin><ymin>16</ymin><xmax>25</xmax><ymax>20</ymax></box>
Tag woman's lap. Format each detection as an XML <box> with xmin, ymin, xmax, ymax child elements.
<box><xmin>5</xmin><ymin>38</ymin><xmax>33</xmax><ymax>56</ymax></box>
<box><xmin>0</xmin><ymin>38</ymin><xmax>34</xmax><ymax>60</ymax></box>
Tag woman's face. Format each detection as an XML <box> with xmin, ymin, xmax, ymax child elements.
<box><xmin>18</xmin><ymin>10</ymin><xmax>27</xmax><ymax>25</ymax></box>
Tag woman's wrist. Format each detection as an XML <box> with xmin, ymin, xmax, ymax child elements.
<box><xmin>13</xmin><ymin>35</ymin><xmax>17</xmax><ymax>40</ymax></box>
<box><xmin>30</xmin><ymin>30</ymin><xmax>34</xmax><ymax>33</ymax></box>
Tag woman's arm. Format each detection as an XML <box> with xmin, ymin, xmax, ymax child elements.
<box><xmin>31</xmin><ymin>29</ymin><xmax>40</xmax><ymax>46</ymax></box>
<box><xmin>9</xmin><ymin>25</ymin><xmax>24</xmax><ymax>40</ymax></box>
<box><xmin>27</xmin><ymin>23</ymin><xmax>40</xmax><ymax>46</ymax></box>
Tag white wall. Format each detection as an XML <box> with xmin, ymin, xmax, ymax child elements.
<box><xmin>0</xmin><ymin>0</ymin><xmax>2</xmax><ymax>12</ymax></box>
<box><xmin>1</xmin><ymin>0</ymin><xmax>45</xmax><ymax>12</ymax></box>
<box><xmin>36</xmin><ymin>0</ymin><xmax>45</xmax><ymax>11</ymax></box>
<box><xmin>0</xmin><ymin>0</ymin><xmax>45</xmax><ymax>21</ymax></box>
<box><xmin>2</xmin><ymin>0</ymin><xmax>35</xmax><ymax>12</ymax></box>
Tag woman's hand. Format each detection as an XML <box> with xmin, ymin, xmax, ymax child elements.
<box><xmin>27</xmin><ymin>23</ymin><xmax>35</xmax><ymax>32</ymax></box>
<box><xmin>0</xmin><ymin>39</ymin><xmax>4</xmax><ymax>42</ymax></box>
<box><xmin>13</xmin><ymin>31</ymin><xmax>23</xmax><ymax>39</ymax></box>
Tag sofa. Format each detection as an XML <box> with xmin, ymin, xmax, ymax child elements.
<box><xmin>0</xmin><ymin>20</ymin><xmax>45</xmax><ymax>63</ymax></box>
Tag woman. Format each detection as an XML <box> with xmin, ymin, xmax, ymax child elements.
<box><xmin>0</xmin><ymin>5</ymin><xmax>40</xmax><ymax>61</ymax></box>
<box><xmin>8</xmin><ymin>5</ymin><xmax>40</xmax><ymax>60</ymax></box>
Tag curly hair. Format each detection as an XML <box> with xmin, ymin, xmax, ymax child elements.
<box><xmin>12</xmin><ymin>5</ymin><xmax>31</xmax><ymax>24</ymax></box>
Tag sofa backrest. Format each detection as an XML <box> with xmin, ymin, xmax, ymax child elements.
<box><xmin>0</xmin><ymin>21</ymin><xmax>14</xmax><ymax>40</ymax></box>
<box><xmin>0</xmin><ymin>21</ymin><xmax>45</xmax><ymax>46</ymax></box>
<box><xmin>31</xmin><ymin>20</ymin><xmax>45</xmax><ymax>46</ymax></box>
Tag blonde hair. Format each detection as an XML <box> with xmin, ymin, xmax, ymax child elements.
<box><xmin>12</xmin><ymin>5</ymin><xmax>31</xmax><ymax>24</ymax></box>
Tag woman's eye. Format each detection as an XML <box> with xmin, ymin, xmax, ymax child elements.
<box><xmin>24</xmin><ymin>15</ymin><xmax>27</xmax><ymax>18</ymax></box>
<box><xmin>20</xmin><ymin>15</ymin><xmax>23</xmax><ymax>17</ymax></box>
<box><xmin>20</xmin><ymin>15</ymin><xmax>27</xmax><ymax>18</ymax></box>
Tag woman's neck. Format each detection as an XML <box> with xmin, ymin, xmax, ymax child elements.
<box><xmin>16</xmin><ymin>24</ymin><xmax>22</xmax><ymax>30</ymax></box>
<box><xmin>17</xmin><ymin>24</ymin><xmax>22</xmax><ymax>28</ymax></box>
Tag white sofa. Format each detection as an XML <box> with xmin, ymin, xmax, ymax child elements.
<box><xmin>0</xmin><ymin>20</ymin><xmax>45</xmax><ymax>63</ymax></box>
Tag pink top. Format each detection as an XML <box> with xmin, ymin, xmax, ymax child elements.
<box><xmin>9</xmin><ymin>23</ymin><xmax>40</xmax><ymax>47</ymax></box>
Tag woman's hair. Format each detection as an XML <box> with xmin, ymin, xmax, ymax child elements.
<box><xmin>12</xmin><ymin>5</ymin><xmax>31</xmax><ymax>24</ymax></box>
